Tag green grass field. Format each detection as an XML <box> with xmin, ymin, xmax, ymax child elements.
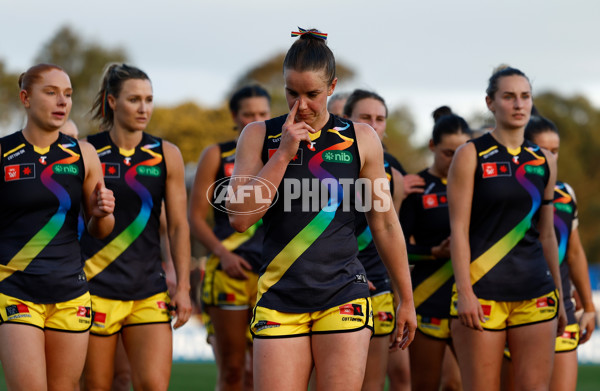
<box><xmin>0</xmin><ymin>361</ymin><xmax>598</xmax><ymax>390</ymax></box>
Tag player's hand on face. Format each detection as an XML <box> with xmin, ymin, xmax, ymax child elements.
<box><xmin>277</xmin><ymin>100</ymin><xmax>316</xmax><ymax>162</ymax></box>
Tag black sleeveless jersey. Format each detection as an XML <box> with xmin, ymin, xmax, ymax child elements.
<box><xmin>553</xmin><ymin>181</ymin><xmax>578</xmax><ymax>324</ymax></box>
<box><xmin>80</xmin><ymin>131</ymin><xmax>167</xmax><ymax>300</ymax></box>
<box><xmin>400</xmin><ymin>169</ymin><xmax>453</xmax><ymax>316</ymax></box>
<box><xmin>211</xmin><ymin>140</ymin><xmax>264</xmax><ymax>272</ymax></box>
<box><xmin>354</xmin><ymin>152</ymin><xmax>395</xmax><ymax>295</ymax></box>
<box><xmin>257</xmin><ymin>114</ymin><xmax>369</xmax><ymax>312</ymax></box>
<box><xmin>468</xmin><ymin>133</ymin><xmax>555</xmax><ymax>301</ymax></box>
<box><xmin>382</xmin><ymin>149</ymin><xmax>406</xmax><ymax>175</ymax></box>
<box><xmin>0</xmin><ymin>130</ymin><xmax>87</xmax><ymax>303</ymax></box>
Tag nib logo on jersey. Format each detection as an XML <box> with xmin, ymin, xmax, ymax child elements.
<box><xmin>482</xmin><ymin>162</ymin><xmax>511</xmax><ymax>178</ymax></box>
<box><xmin>6</xmin><ymin>304</ymin><xmax>32</xmax><ymax>320</ymax></box>
<box><xmin>4</xmin><ymin>164</ymin><xmax>35</xmax><ymax>182</ymax></box>
<box><xmin>322</xmin><ymin>150</ymin><xmax>353</xmax><ymax>164</ymax></box>
<box><xmin>254</xmin><ymin>320</ymin><xmax>281</xmax><ymax>332</ymax></box>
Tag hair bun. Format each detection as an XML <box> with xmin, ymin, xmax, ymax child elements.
<box><xmin>291</xmin><ymin>27</ymin><xmax>328</xmax><ymax>41</ymax></box>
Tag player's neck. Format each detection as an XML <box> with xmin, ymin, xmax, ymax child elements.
<box><xmin>22</xmin><ymin>126</ymin><xmax>59</xmax><ymax>149</ymax></box>
<box><xmin>490</xmin><ymin>128</ymin><xmax>524</xmax><ymax>150</ymax></box>
<box><xmin>109</xmin><ymin>127</ymin><xmax>143</xmax><ymax>150</ymax></box>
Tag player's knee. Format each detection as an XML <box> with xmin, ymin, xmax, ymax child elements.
<box><xmin>221</xmin><ymin>364</ymin><xmax>245</xmax><ymax>385</ymax></box>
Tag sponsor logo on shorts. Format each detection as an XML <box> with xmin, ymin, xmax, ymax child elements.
<box><xmin>218</xmin><ymin>293</ymin><xmax>236</xmax><ymax>303</ymax></box>
<box><xmin>339</xmin><ymin>304</ymin><xmax>364</xmax><ymax>316</ymax></box>
<box><xmin>536</xmin><ymin>296</ymin><xmax>556</xmax><ymax>308</ymax></box>
<box><xmin>4</xmin><ymin>164</ymin><xmax>35</xmax><ymax>181</ymax></box>
<box><xmin>157</xmin><ymin>301</ymin><xmax>168</xmax><ymax>310</ymax></box>
<box><xmin>77</xmin><ymin>306</ymin><xmax>91</xmax><ymax>324</ymax></box>
<box><xmin>102</xmin><ymin>163</ymin><xmax>120</xmax><ymax>178</ymax></box>
<box><xmin>93</xmin><ymin>311</ymin><xmax>107</xmax><ymax>328</ymax></box>
<box><xmin>536</xmin><ymin>296</ymin><xmax>556</xmax><ymax>313</ymax></box>
<box><xmin>421</xmin><ymin>317</ymin><xmax>442</xmax><ymax>330</ymax></box>
<box><xmin>482</xmin><ymin>162</ymin><xmax>511</xmax><ymax>178</ymax></box>
<box><xmin>254</xmin><ymin>320</ymin><xmax>281</xmax><ymax>331</ymax></box>
<box><xmin>77</xmin><ymin>306</ymin><xmax>91</xmax><ymax>318</ymax></box>
<box><xmin>481</xmin><ymin>304</ymin><xmax>492</xmax><ymax>317</ymax></box>
<box><xmin>6</xmin><ymin>304</ymin><xmax>32</xmax><ymax>320</ymax></box>
<box><xmin>422</xmin><ymin>316</ymin><xmax>441</xmax><ymax>325</ymax></box>
<box><xmin>561</xmin><ymin>331</ymin><xmax>577</xmax><ymax>340</ymax></box>
<box><xmin>378</xmin><ymin>311</ymin><xmax>394</xmax><ymax>322</ymax></box>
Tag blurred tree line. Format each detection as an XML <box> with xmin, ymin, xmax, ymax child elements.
<box><xmin>0</xmin><ymin>26</ymin><xmax>598</xmax><ymax>263</ymax></box>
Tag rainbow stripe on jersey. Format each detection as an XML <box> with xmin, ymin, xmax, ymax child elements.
<box><xmin>0</xmin><ymin>142</ymin><xmax>80</xmax><ymax>281</ymax></box>
<box><xmin>84</xmin><ymin>140</ymin><xmax>162</xmax><ymax>279</ymax></box>
<box><xmin>257</xmin><ymin>122</ymin><xmax>354</xmax><ymax>302</ymax></box>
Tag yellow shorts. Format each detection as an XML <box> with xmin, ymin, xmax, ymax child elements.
<box><xmin>504</xmin><ymin>322</ymin><xmax>579</xmax><ymax>360</ymax></box>
<box><xmin>251</xmin><ymin>297</ymin><xmax>374</xmax><ymax>338</ymax></box>
<box><xmin>202</xmin><ymin>254</ymin><xmax>259</xmax><ymax>309</ymax></box>
<box><xmin>450</xmin><ymin>289</ymin><xmax>559</xmax><ymax>331</ymax></box>
<box><xmin>556</xmin><ymin>323</ymin><xmax>580</xmax><ymax>353</ymax></box>
<box><xmin>417</xmin><ymin>314</ymin><xmax>451</xmax><ymax>340</ymax></box>
<box><xmin>0</xmin><ymin>292</ymin><xmax>91</xmax><ymax>332</ymax></box>
<box><xmin>91</xmin><ymin>291</ymin><xmax>171</xmax><ymax>336</ymax></box>
<box><xmin>372</xmin><ymin>292</ymin><xmax>395</xmax><ymax>337</ymax></box>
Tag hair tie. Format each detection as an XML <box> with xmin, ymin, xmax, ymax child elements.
<box><xmin>101</xmin><ymin>90</ymin><xmax>107</xmax><ymax>118</ymax></box>
<box><xmin>291</xmin><ymin>27</ymin><xmax>327</xmax><ymax>41</ymax></box>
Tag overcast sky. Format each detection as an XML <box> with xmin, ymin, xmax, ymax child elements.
<box><xmin>2</xmin><ymin>0</ymin><xmax>599</xmax><ymax>143</ymax></box>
